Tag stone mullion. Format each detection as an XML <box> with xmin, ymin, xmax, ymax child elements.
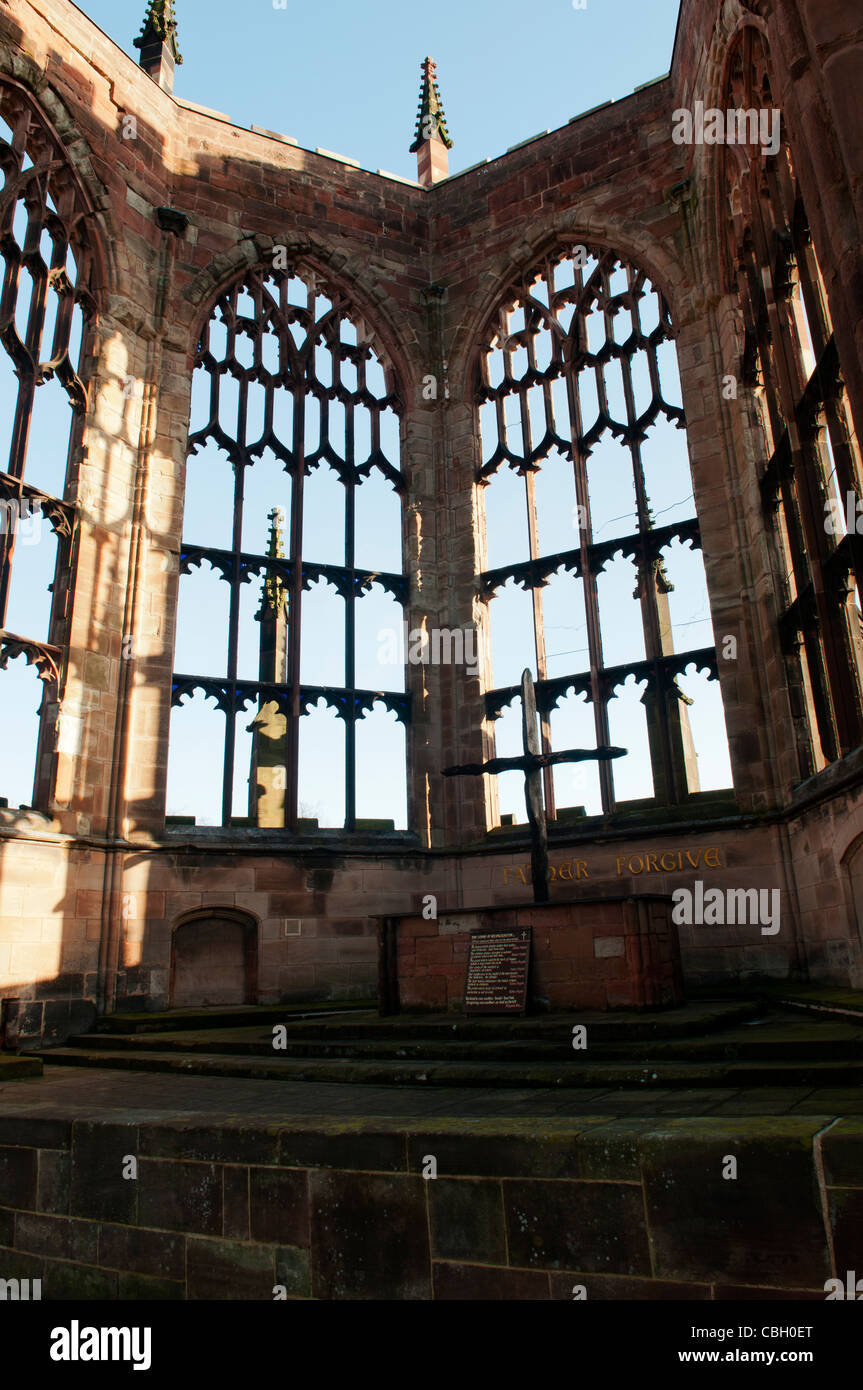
<box><xmin>344</xmin><ymin>395</ymin><xmax>356</xmax><ymax>832</ymax></box>
<box><xmin>748</xmin><ymin>162</ymin><xmax>846</xmax><ymax>763</ymax></box>
<box><xmin>519</xmin><ymin>359</ymin><xmax>554</xmax><ymax>821</ymax></box>
<box><xmin>401</xmin><ymin>393</ymin><xmax>441</xmax><ymax>848</ymax></box>
<box><xmin>619</xmin><ymin>292</ymin><xmax>689</xmax><ymax>804</ymax></box>
<box><xmin>564</xmin><ymin>262</ymin><xmax>613</xmax><ymax>813</ymax></box>
<box><xmin>0</xmin><ymin>200</ymin><xmax>37</xmax><ymax>624</ymax></box>
<box><xmin>783</xmin><ymin>362</ymin><xmax>860</xmax><ymax>757</ymax></box>
<box><xmin>790</xmin><ymin>225</ymin><xmax>831</xmax><ymax>365</ymax></box>
<box><xmin>221</xmin><ymin>365</ymin><xmax>247</xmax><ymax>828</ymax></box>
<box><xmin>773</xmin><ymin>1</ymin><xmax>863</xmax><ymax>448</ymax></box>
<box><xmin>823</xmin><ymin>387</ymin><xmax>863</xmax><ymax>512</ymax></box>
<box><xmin>807</xmin><ymin>416</ymin><xmax>863</xmax><ymax>756</ymax></box>
<box><xmin>828</xmin><ymin>558</ymin><xmax>863</xmax><ymax>738</ymax></box>
<box><xmin>285</xmin><ymin>332</ymin><xmax>305</xmax><ymax>834</ymax></box>
<box><xmin>0</xmin><ymin>466</ymin><xmax>24</xmax><ymax>627</ymax></box>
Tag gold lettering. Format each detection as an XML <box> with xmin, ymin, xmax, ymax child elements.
<box><xmin>704</xmin><ymin>847</ymin><xmax>721</xmax><ymax>868</ymax></box>
<box><xmin>660</xmin><ymin>853</ymin><xmax>676</xmax><ymax>872</ymax></box>
<box><xmin>503</xmin><ymin>865</ymin><xmax>529</xmax><ymax>885</ymax></box>
<box><xmin>548</xmin><ymin>863</ymin><xmax>557</xmax><ymax>881</ymax></box>
<box><xmin>558</xmin><ymin>862</ymin><xmax>574</xmax><ymax>881</ymax></box>
<box><xmin>629</xmin><ymin>855</ymin><xmax>644</xmax><ymax>875</ymax></box>
<box><xmin>575</xmin><ymin>860</ymin><xmax>589</xmax><ymax>880</ymax></box>
<box><xmin>685</xmin><ymin>849</ymin><xmax>702</xmax><ymax>869</ymax></box>
<box><xmin>645</xmin><ymin>852</ymin><xmax>660</xmax><ymax>874</ymax></box>
<box><xmin>616</xmin><ymin>856</ymin><xmax>627</xmax><ymax>875</ymax></box>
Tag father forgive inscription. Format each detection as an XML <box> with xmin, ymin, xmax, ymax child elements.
<box><xmin>502</xmin><ymin>846</ymin><xmax>724</xmax><ymax>886</ymax></box>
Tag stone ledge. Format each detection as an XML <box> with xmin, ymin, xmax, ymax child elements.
<box><xmin>0</xmin><ymin>1113</ymin><xmax>850</xmax><ymax>1298</ymax></box>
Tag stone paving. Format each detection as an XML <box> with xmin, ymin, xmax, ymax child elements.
<box><xmin>2</xmin><ymin>1066</ymin><xmax>862</xmax><ymax>1126</ymax></box>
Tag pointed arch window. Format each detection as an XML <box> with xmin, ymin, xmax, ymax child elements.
<box><xmin>0</xmin><ymin>85</ymin><xmax>95</xmax><ymax>812</ymax></box>
<box><xmin>169</xmin><ymin>264</ymin><xmax>409</xmax><ymax>831</ymax></box>
<box><xmin>477</xmin><ymin>243</ymin><xmax>732</xmax><ymax>821</ymax></box>
<box><xmin>723</xmin><ymin>25</ymin><xmax>863</xmax><ymax>773</ymax></box>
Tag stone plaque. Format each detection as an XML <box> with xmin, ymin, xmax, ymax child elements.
<box><xmin>464</xmin><ymin>927</ymin><xmax>531</xmax><ymax>1015</ymax></box>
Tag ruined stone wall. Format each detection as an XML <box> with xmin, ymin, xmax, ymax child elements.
<box><xmin>1</xmin><ymin>0</ymin><xmax>862</xmax><ymax>1042</ymax></box>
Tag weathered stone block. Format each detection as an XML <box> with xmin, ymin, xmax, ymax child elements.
<box><xmin>41</xmin><ymin>1258</ymin><xmax>118</xmax><ymax>1300</ymax></box>
<box><xmin>117</xmin><ymin>1271</ymin><xmax>185</xmax><ymax>1300</ymax></box>
<box><xmin>138</xmin><ymin>1159</ymin><xmax>222</xmax><ymax>1236</ymax></box>
<box><xmin>275</xmin><ymin>1244</ymin><xmax>311</xmax><ymax>1298</ymax></box>
<box><xmin>186</xmin><ymin>1236</ymin><xmax>274</xmax><ymax>1300</ymax></box>
<box><xmin>15</xmin><ymin>1212</ymin><xmax>99</xmax><ymax>1264</ymax></box>
<box><xmin>139</xmin><ymin>1123</ymin><xmax>279</xmax><ymax>1166</ymax></box>
<box><xmin>37</xmin><ymin>1151</ymin><xmax>70</xmax><ymax>1216</ymax></box>
<box><xmin>98</xmin><ymin>1223</ymin><xmax>185</xmax><ymax>1280</ymax></box>
<box><xmin>429</xmin><ymin>1178</ymin><xmax>506</xmax><ymax>1264</ymax></box>
<box><xmin>310</xmin><ymin>1171</ymin><xmax>430</xmax><ymax>1299</ymax></box>
<box><xmin>828</xmin><ymin>1187</ymin><xmax>863</xmax><ymax>1279</ymax></box>
<box><xmin>433</xmin><ymin>1262</ymin><xmax>549</xmax><ymax>1300</ymax></box>
<box><xmin>0</xmin><ymin>1146</ymin><xmax>37</xmax><ymax>1210</ymax></box>
<box><xmin>278</xmin><ymin>1126</ymin><xmax>406</xmax><ymax>1174</ymax></box>
<box><xmin>248</xmin><ymin>1168</ymin><xmax>308</xmax><ymax>1247</ymax></box>
<box><xmin>503</xmin><ymin>1179</ymin><xmax>651</xmax><ymax>1274</ymax></box>
<box><xmin>70</xmin><ymin>1123</ymin><xmax>139</xmax><ymax>1224</ymax></box>
<box><xmin>222</xmin><ymin>1165</ymin><xmax>249</xmax><ymax>1241</ymax></box>
<box><xmin>548</xmin><ymin>1272</ymin><xmax>711</xmax><ymax>1299</ymax></box>
<box><xmin>639</xmin><ymin>1122</ymin><xmax>831</xmax><ymax>1288</ymax></box>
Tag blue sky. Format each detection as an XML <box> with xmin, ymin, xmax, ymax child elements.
<box><xmin>71</xmin><ymin>0</ymin><xmax>683</xmax><ymax>181</ymax></box>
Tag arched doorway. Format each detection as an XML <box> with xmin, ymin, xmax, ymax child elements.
<box><xmin>170</xmin><ymin>912</ymin><xmax>258</xmax><ymax>1008</ymax></box>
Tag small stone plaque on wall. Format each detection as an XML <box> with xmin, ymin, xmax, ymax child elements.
<box><xmin>464</xmin><ymin>928</ymin><xmax>531</xmax><ymax>1015</ymax></box>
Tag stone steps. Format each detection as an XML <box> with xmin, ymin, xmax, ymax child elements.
<box><xmin>92</xmin><ymin>999</ymin><xmax>754</xmax><ymax>1041</ymax></box>
<box><xmin>38</xmin><ymin>995</ymin><xmax>863</xmax><ymax>1089</ymax></box>
<box><xmin>60</xmin><ymin>1016</ymin><xmax>863</xmax><ymax>1064</ymax></box>
<box><xmin>70</xmin><ymin>998</ymin><xmax>758</xmax><ymax>1051</ymax></box>
<box><xmin>93</xmin><ymin>1001</ymin><xmax>372</xmax><ymax>1035</ymax></box>
<box><xmin>0</xmin><ymin>1053</ymin><xmax>42</xmax><ymax>1079</ymax></box>
<box><xmin>38</xmin><ymin>1045</ymin><xmax>863</xmax><ymax>1088</ymax></box>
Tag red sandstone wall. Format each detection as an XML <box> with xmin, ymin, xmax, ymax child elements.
<box><xmin>0</xmin><ymin>0</ymin><xmax>862</xmax><ymax>1040</ymax></box>
<box><xmin>397</xmin><ymin>899</ymin><xmax>682</xmax><ymax>1013</ymax></box>
<box><xmin>3</xmin><ymin>795</ymin><xmax>862</xmax><ymax>1044</ymax></box>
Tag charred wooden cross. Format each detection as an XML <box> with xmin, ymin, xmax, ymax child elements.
<box><xmin>443</xmin><ymin>668</ymin><xmax>626</xmax><ymax>904</ymax></box>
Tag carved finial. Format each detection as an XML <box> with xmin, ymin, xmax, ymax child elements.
<box><xmin>264</xmin><ymin>506</ymin><xmax>287</xmax><ymax>611</ymax></box>
<box><xmin>134</xmin><ymin>1</ymin><xmax>182</xmax><ymax>91</ymax></box>
<box><xmin>410</xmin><ymin>57</ymin><xmax>452</xmax><ymax>187</ymax></box>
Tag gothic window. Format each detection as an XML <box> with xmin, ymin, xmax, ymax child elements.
<box><xmin>477</xmin><ymin>244</ymin><xmax>732</xmax><ymax>822</ymax></box>
<box><xmin>0</xmin><ymin>86</ymin><xmax>93</xmax><ymax>812</ymax></box>
<box><xmin>168</xmin><ymin>264</ymin><xmax>409</xmax><ymax>831</ymax></box>
<box><xmin>724</xmin><ymin>26</ymin><xmax>863</xmax><ymax>772</ymax></box>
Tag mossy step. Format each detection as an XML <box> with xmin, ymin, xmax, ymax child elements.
<box><xmin>62</xmin><ymin>1012</ymin><xmax>863</xmax><ymax>1064</ymax></box>
<box><xmin>95</xmin><ymin>1002</ymin><xmax>374</xmax><ymax>1034</ymax></box>
<box><xmin>690</xmin><ymin>982</ymin><xmax>863</xmax><ymax>1018</ymax></box>
<box><xmin>156</xmin><ymin>1000</ymin><xmax>757</xmax><ymax>1044</ymax></box>
<box><xmin>75</xmin><ymin>1001</ymin><xmax>761</xmax><ymax>1049</ymax></box>
<box><xmin>38</xmin><ymin>1047</ymin><xmax>863</xmax><ymax>1089</ymax></box>
<box><xmin>0</xmin><ymin>1053</ymin><xmax>43</xmax><ymax>1079</ymax></box>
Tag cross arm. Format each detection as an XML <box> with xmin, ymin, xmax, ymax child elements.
<box><xmin>543</xmin><ymin>745</ymin><xmax>627</xmax><ymax>767</ymax></box>
<box><xmin>442</xmin><ymin>756</ymin><xmax>532</xmax><ymax>777</ymax></box>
